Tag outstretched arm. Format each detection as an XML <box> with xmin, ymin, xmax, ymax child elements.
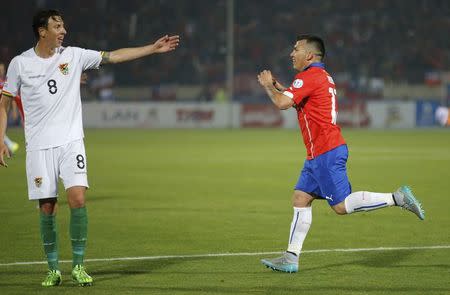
<box><xmin>257</xmin><ymin>70</ymin><xmax>294</xmax><ymax>110</ymax></box>
<box><xmin>0</xmin><ymin>94</ymin><xmax>12</xmax><ymax>167</ymax></box>
<box><xmin>101</xmin><ymin>35</ymin><xmax>180</xmax><ymax>64</ymax></box>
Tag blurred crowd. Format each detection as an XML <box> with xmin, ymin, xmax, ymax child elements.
<box><xmin>1</xmin><ymin>0</ymin><xmax>449</xmax><ymax>101</ymax></box>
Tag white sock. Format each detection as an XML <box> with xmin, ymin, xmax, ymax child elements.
<box><xmin>286</xmin><ymin>207</ymin><xmax>312</xmax><ymax>257</ymax></box>
<box><xmin>4</xmin><ymin>135</ymin><xmax>13</xmax><ymax>148</ymax></box>
<box><xmin>344</xmin><ymin>191</ymin><xmax>395</xmax><ymax>214</ymax></box>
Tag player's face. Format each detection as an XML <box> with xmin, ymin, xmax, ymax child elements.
<box><xmin>290</xmin><ymin>40</ymin><xmax>311</xmax><ymax>71</ymax></box>
<box><xmin>41</xmin><ymin>16</ymin><xmax>66</xmax><ymax>48</ymax></box>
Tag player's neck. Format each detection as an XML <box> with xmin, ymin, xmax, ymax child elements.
<box><xmin>301</xmin><ymin>59</ymin><xmax>323</xmax><ymax>71</ymax></box>
<box><xmin>34</xmin><ymin>41</ymin><xmax>57</xmax><ymax>59</ymax></box>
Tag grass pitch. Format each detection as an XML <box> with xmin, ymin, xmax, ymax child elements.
<box><xmin>1</xmin><ymin>128</ymin><xmax>449</xmax><ymax>294</ymax></box>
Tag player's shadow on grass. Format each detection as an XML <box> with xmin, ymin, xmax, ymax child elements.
<box><xmin>302</xmin><ymin>250</ymin><xmax>449</xmax><ymax>271</ymax></box>
<box><xmin>128</xmin><ymin>285</ymin><xmax>450</xmax><ymax>294</ymax></box>
<box><xmin>302</xmin><ymin>250</ymin><xmax>406</xmax><ymax>271</ymax></box>
<box><xmin>91</xmin><ymin>257</ymin><xmax>202</xmax><ymax>283</ymax></box>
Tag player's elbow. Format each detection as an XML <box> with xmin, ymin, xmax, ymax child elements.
<box><xmin>276</xmin><ymin>100</ymin><xmax>294</xmax><ymax>110</ymax></box>
<box><xmin>274</xmin><ymin>94</ymin><xmax>294</xmax><ymax>110</ymax></box>
<box><xmin>104</xmin><ymin>52</ymin><xmax>121</xmax><ymax>64</ymax></box>
<box><xmin>108</xmin><ymin>54</ymin><xmax>120</xmax><ymax>64</ymax></box>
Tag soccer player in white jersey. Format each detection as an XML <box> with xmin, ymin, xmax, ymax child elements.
<box><xmin>0</xmin><ymin>9</ymin><xmax>179</xmax><ymax>287</ymax></box>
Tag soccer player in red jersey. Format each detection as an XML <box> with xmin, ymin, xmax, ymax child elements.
<box><xmin>257</xmin><ymin>35</ymin><xmax>425</xmax><ymax>273</ymax></box>
<box><xmin>0</xmin><ymin>62</ymin><xmax>21</xmax><ymax>154</ymax></box>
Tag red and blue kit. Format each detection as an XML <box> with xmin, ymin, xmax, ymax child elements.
<box><xmin>283</xmin><ymin>63</ymin><xmax>351</xmax><ymax>205</ymax></box>
<box><xmin>283</xmin><ymin>62</ymin><xmax>345</xmax><ymax>159</ymax></box>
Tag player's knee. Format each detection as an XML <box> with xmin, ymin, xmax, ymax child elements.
<box><xmin>39</xmin><ymin>198</ymin><xmax>57</xmax><ymax>214</ymax></box>
<box><xmin>66</xmin><ymin>186</ymin><xmax>86</xmax><ymax>208</ymax></box>
<box><xmin>68</xmin><ymin>195</ymin><xmax>85</xmax><ymax>208</ymax></box>
<box><xmin>292</xmin><ymin>190</ymin><xmax>314</xmax><ymax>207</ymax></box>
<box><xmin>69</xmin><ymin>198</ymin><xmax>85</xmax><ymax>208</ymax></box>
<box><xmin>332</xmin><ymin>202</ymin><xmax>347</xmax><ymax>215</ymax></box>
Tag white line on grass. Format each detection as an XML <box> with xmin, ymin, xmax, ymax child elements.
<box><xmin>1</xmin><ymin>245</ymin><xmax>449</xmax><ymax>267</ymax></box>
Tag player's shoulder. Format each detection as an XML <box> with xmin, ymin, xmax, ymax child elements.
<box><xmin>316</xmin><ymin>68</ymin><xmax>336</xmax><ymax>85</ymax></box>
<box><xmin>308</xmin><ymin>67</ymin><xmax>333</xmax><ymax>82</ymax></box>
<box><xmin>64</xmin><ymin>46</ymin><xmax>95</xmax><ymax>52</ymax></box>
<box><xmin>6</xmin><ymin>49</ymin><xmax>32</xmax><ymax>70</ymax></box>
<box><xmin>57</xmin><ymin>46</ymin><xmax>77</xmax><ymax>55</ymax></box>
<box><xmin>58</xmin><ymin>46</ymin><xmax>86</xmax><ymax>54</ymax></box>
<box><xmin>13</xmin><ymin>48</ymin><xmax>34</xmax><ymax>61</ymax></box>
<box><xmin>62</xmin><ymin>46</ymin><xmax>98</xmax><ymax>57</ymax></box>
<box><xmin>294</xmin><ymin>67</ymin><xmax>323</xmax><ymax>83</ymax></box>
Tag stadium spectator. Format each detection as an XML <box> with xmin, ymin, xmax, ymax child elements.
<box><xmin>1</xmin><ymin>0</ymin><xmax>448</xmax><ymax>101</ymax></box>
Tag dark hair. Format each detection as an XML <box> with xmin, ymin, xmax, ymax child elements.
<box><xmin>32</xmin><ymin>9</ymin><xmax>63</xmax><ymax>39</ymax></box>
<box><xmin>297</xmin><ymin>34</ymin><xmax>325</xmax><ymax>60</ymax></box>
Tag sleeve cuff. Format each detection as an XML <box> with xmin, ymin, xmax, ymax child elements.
<box><xmin>1</xmin><ymin>90</ymin><xmax>15</xmax><ymax>98</ymax></box>
<box><xmin>282</xmin><ymin>91</ymin><xmax>294</xmax><ymax>99</ymax></box>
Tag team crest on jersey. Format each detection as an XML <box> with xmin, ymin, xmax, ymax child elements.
<box><xmin>293</xmin><ymin>79</ymin><xmax>303</xmax><ymax>88</ymax></box>
<box><xmin>34</xmin><ymin>177</ymin><xmax>43</xmax><ymax>188</ymax></box>
<box><xmin>59</xmin><ymin>63</ymin><xmax>69</xmax><ymax>75</ymax></box>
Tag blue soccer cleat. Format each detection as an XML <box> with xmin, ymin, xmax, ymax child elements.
<box><xmin>394</xmin><ymin>185</ymin><xmax>425</xmax><ymax>220</ymax></box>
<box><xmin>261</xmin><ymin>253</ymin><xmax>298</xmax><ymax>273</ymax></box>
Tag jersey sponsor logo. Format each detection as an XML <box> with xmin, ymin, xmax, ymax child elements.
<box><xmin>28</xmin><ymin>74</ymin><xmax>46</xmax><ymax>79</ymax></box>
<box><xmin>34</xmin><ymin>177</ymin><xmax>43</xmax><ymax>188</ymax></box>
<box><xmin>293</xmin><ymin>79</ymin><xmax>303</xmax><ymax>88</ymax></box>
<box><xmin>59</xmin><ymin>63</ymin><xmax>69</xmax><ymax>75</ymax></box>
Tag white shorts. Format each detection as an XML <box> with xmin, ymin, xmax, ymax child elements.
<box><xmin>26</xmin><ymin>139</ymin><xmax>89</xmax><ymax>200</ymax></box>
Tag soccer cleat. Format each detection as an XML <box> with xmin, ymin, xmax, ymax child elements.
<box><xmin>41</xmin><ymin>269</ymin><xmax>62</xmax><ymax>287</ymax></box>
<box><xmin>394</xmin><ymin>185</ymin><xmax>425</xmax><ymax>220</ymax></box>
<box><xmin>261</xmin><ymin>254</ymin><xmax>298</xmax><ymax>273</ymax></box>
<box><xmin>72</xmin><ymin>265</ymin><xmax>93</xmax><ymax>286</ymax></box>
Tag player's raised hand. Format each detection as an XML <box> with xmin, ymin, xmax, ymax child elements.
<box><xmin>0</xmin><ymin>142</ymin><xmax>10</xmax><ymax>168</ymax></box>
<box><xmin>257</xmin><ymin>70</ymin><xmax>274</xmax><ymax>87</ymax></box>
<box><xmin>152</xmin><ymin>35</ymin><xmax>180</xmax><ymax>53</ymax></box>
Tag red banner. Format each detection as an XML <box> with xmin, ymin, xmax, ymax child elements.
<box><xmin>241</xmin><ymin>104</ymin><xmax>283</xmax><ymax>127</ymax></box>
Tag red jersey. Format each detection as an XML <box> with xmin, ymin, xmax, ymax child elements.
<box><xmin>0</xmin><ymin>78</ymin><xmax>24</xmax><ymax>120</ymax></box>
<box><xmin>283</xmin><ymin>63</ymin><xmax>345</xmax><ymax>159</ymax></box>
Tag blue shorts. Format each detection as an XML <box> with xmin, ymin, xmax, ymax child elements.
<box><xmin>294</xmin><ymin>144</ymin><xmax>352</xmax><ymax>206</ymax></box>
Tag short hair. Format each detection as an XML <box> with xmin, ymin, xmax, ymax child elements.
<box><xmin>32</xmin><ymin>9</ymin><xmax>63</xmax><ymax>39</ymax></box>
<box><xmin>297</xmin><ymin>34</ymin><xmax>325</xmax><ymax>60</ymax></box>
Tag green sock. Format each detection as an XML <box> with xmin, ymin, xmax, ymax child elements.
<box><xmin>39</xmin><ymin>212</ymin><xmax>59</xmax><ymax>270</ymax></box>
<box><xmin>70</xmin><ymin>207</ymin><xmax>88</xmax><ymax>268</ymax></box>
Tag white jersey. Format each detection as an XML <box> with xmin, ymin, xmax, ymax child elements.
<box><xmin>2</xmin><ymin>46</ymin><xmax>102</xmax><ymax>151</ymax></box>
